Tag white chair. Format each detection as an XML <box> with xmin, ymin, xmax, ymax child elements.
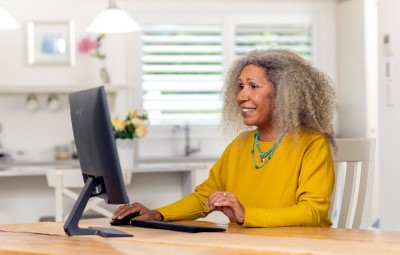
<box><xmin>46</xmin><ymin>168</ymin><xmax>132</xmax><ymax>222</ymax></box>
<box><xmin>329</xmin><ymin>138</ymin><xmax>376</xmax><ymax>229</ymax></box>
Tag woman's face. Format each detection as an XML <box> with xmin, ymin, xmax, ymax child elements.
<box><xmin>236</xmin><ymin>64</ymin><xmax>275</xmax><ymax>129</ymax></box>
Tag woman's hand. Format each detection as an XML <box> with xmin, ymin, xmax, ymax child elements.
<box><xmin>111</xmin><ymin>202</ymin><xmax>163</xmax><ymax>221</ymax></box>
<box><xmin>206</xmin><ymin>191</ymin><xmax>245</xmax><ymax>224</ymax></box>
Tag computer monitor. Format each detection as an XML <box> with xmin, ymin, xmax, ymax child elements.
<box><xmin>64</xmin><ymin>86</ymin><xmax>132</xmax><ymax>238</ymax></box>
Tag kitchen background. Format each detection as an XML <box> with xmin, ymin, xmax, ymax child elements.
<box><xmin>1</xmin><ymin>0</ymin><xmax>399</xmax><ymax>231</ymax></box>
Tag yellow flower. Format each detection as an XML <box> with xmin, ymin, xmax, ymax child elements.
<box><xmin>135</xmin><ymin>126</ymin><xmax>148</xmax><ymax>138</ymax></box>
<box><xmin>111</xmin><ymin>109</ymin><xmax>148</xmax><ymax>139</ymax></box>
<box><xmin>131</xmin><ymin>117</ymin><xmax>145</xmax><ymax>127</ymax></box>
<box><xmin>111</xmin><ymin>117</ymin><xmax>126</xmax><ymax>132</ymax></box>
<box><xmin>128</xmin><ymin>110</ymin><xmax>139</xmax><ymax>119</ymax></box>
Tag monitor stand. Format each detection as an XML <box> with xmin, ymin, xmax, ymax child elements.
<box><xmin>63</xmin><ymin>176</ymin><xmax>133</xmax><ymax>238</ymax></box>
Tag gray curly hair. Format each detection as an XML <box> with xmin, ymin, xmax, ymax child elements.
<box><xmin>221</xmin><ymin>48</ymin><xmax>336</xmax><ymax>146</ymax></box>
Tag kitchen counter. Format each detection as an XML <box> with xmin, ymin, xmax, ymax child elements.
<box><xmin>0</xmin><ymin>157</ymin><xmax>217</xmax><ymax>177</ymax></box>
<box><xmin>0</xmin><ymin>159</ymin><xmax>80</xmax><ymax>177</ymax></box>
<box><xmin>0</xmin><ymin>159</ymin><xmax>79</xmax><ymax>167</ymax></box>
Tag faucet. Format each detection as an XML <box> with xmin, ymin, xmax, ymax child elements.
<box><xmin>172</xmin><ymin>124</ymin><xmax>201</xmax><ymax>157</ymax></box>
<box><xmin>0</xmin><ymin>122</ymin><xmax>3</xmax><ymax>150</ymax></box>
<box><xmin>184</xmin><ymin>124</ymin><xmax>201</xmax><ymax>157</ymax></box>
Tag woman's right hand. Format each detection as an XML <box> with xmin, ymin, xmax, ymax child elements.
<box><xmin>206</xmin><ymin>191</ymin><xmax>245</xmax><ymax>224</ymax></box>
<box><xmin>112</xmin><ymin>202</ymin><xmax>163</xmax><ymax>221</ymax></box>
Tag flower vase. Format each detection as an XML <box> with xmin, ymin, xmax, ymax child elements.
<box><xmin>116</xmin><ymin>138</ymin><xmax>134</xmax><ymax>170</ymax></box>
<box><xmin>100</xmin><ymin>64</ymin><xmax>110</xmax><ymax>85</ymax></box>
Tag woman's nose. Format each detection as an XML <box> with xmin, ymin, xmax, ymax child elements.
<box><xmin>237</xmin><ymin>87</ymin><xmax>249</xmax><ymax>101</ymax></box>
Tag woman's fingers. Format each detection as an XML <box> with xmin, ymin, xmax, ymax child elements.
<box><xmin>135</xmin><ymin>210</ymin><xmax>163</xmax><ymax>221</ymax></box>
<box><xmin>111</xmin><ymin>204</ymin><xmax>129</xmax><ymax>219</ymax></box>
<box><xmin>112</xmin><ymin>202</ymin><xmax>163</xmax><ymax>221</ymax></box>
<box><xmin>206</xmin><ymin>191</ymin><xmax>235</xmax><ymax>210</ymax></box>
<box><xmin>112</xmin><ymin>202</ymin><xmax>147</xmax><ymax>219</ymax></box>
<box><xmin>207</xmin><ymin>191</ymin><xmax>228</xmax><ymax>210</ymax></box>
<box><xmin>206</xmin><ymin>191</ymin><xmax>245</xmax><ymax>224</ymax></box>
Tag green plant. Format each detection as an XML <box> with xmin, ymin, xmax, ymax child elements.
<box><xmin>92</xmin><ymin>34</ymin><xmax>106</xmax><ymax>60</ymax></box>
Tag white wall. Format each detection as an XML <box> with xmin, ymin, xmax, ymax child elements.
<box><xmin>335</xmin><ymin>0</ymin><xmax>378</xmax><ymax>139</ymax></box>
<box><xmin>0</xmin><ymin>0</ymin><xmax>127</xmax><ymax>85</ymax></box>
<box><xmin>336</xmin><ymin>0</ymin><xmax>367</xmax><ymax>138</ymax></box>
<box><xmin>335</xmin><ymin>0</ymin><xmax>380</xmax><ymax>226</ymax></box>
<box><xmin>378</xmin><ymin>0</ymin><xmax>400</xmax><ymax>231</ymax></box>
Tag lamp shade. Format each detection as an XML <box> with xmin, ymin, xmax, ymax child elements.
<box><xmin>87</xmin><ymin>8</ymin><xmax>140</xmax><ymax>34</ymax></box>
<box><xmin>0</xmin><ymin>6</ymin><xmax>20</xmax><ymax>30</ymax></box>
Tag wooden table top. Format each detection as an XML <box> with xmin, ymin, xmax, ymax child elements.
<box><xmin>0</xmin><ymin>218</ymin><xmax>400</xmax><ymax>255</ymax></box>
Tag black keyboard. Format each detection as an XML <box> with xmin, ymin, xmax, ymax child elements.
<box><xmin>130</xmin><ymin>220</ymin><xmax>226</xmax><ymax>233</ymax></box>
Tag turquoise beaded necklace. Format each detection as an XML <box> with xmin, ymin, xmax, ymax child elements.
<box><xmin>251</xmin><ymin>129</ymin><xmax>287</xmax><ymax>169</ymax></box>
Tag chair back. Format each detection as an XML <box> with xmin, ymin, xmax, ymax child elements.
<box><xmin>329</xmin><ymin>138</ymin><xmax>376</xmax><ymax>229</ymax></box>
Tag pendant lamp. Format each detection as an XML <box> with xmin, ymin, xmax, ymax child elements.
<box><xmin>0</xmin><ymin>6</ymin><xmax>20</xmax><ymax>30</ymax></box>
<box><xmin>87</xmin><ymin>0</ymin><xmax>140</xmax><ymax>34</ymax></box>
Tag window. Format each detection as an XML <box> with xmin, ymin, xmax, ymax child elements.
<box><xmin>141</xmin><ymin>24</ymin><xmax>223</xmax><ymax>125</ymax></box>
<box><xmin>140</xmin><ymin>19</ymin><xmax>314</xmax><ymax>125</ymax></box>
<box><xmin>235</xmin><ymin>24</ymin><xmax>312</xmax><ymax>60</ymax></box>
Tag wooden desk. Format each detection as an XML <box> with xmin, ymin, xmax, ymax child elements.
<box><xmin>1</xmin><ymin>218</ymin><xmax>400</xmax><ymax>255</ymax></box>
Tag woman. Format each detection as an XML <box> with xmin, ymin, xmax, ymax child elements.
<box><xmin>112</xmin><ymin>49</ymin><xmax>336</xmax><ymax>227</ymax></box>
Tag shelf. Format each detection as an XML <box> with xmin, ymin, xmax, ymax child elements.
<box><xmin>0</xmin><ymin>85</ymin><xmax>126</xmax><ymax>95</ymax></box>
<box><xmin>0</xmin><ymin>85</ymin><xmax>127</xmax><ymax>112</ymax></box>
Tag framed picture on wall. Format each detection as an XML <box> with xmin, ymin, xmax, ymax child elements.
<box><xmin>27</xmin><ymin>21</ymin><xmax>76</xmax><ymax>66</ymax></box>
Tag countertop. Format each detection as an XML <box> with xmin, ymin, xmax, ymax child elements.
<box><xmin>0</xmin><ymin>157</ymin><xmax>217</xmax><ymax>177</ymax></box>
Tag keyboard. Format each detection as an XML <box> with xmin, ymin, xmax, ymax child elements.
<box><xmin>130</xmin><ymin>220</ymin><xmax>226</xmax><ymax>233</ymax></box>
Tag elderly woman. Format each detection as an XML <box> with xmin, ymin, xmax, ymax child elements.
<box><xmin>112</xmin><ymin>49</ymin><xmax>336</xmax><ymax>227</ymax></box>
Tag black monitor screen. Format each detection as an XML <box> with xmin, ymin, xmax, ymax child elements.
<box><xmin>64</xmin><ymin>86</ymin><xmax>132</xmax><ymax>237</ymax></box>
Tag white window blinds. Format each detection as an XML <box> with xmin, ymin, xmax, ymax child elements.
<box><xmin>141</xmin><ymin>25</ymin><xmax>223</xmax><ymax>125</ymax></box>
<box><xmin>235</xmin><ymin>24</ymin><xmax>313</xmax><ymax>60</ymax></box>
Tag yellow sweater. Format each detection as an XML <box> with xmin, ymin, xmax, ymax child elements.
<box><xmin>156</xmin><ymin>129</ymin><xmax>335</xmax><ymax>227</ymax></box>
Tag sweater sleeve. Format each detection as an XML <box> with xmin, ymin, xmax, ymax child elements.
<box><xmin>242</xmin><ymin>136</ymin><xmax>335</xmax><ymax>227</ymax></box>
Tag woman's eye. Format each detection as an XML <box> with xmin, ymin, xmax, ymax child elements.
<box><xmin>238</xmin><ymin>83</ymin><xmax>244</xmax><ymax>89</ymax></box>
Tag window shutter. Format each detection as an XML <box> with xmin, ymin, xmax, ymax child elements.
<box><xmin>235</xmin><ymin>24</ymin><xmax>313</xmax><ymax>60</ymax></box>
<box><xmin>141</xmin><ymin>25</ymin><xmax>223</xmax><ymax>125</ymax></box>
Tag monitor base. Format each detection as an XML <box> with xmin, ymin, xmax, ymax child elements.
<box><xmin>89</xmin><ymin>226</ymin><xmax>133</xmax><ymax>237</ymax></box>
<box><xmin>63</xmin><ymin>177</ymin><xmax>133</xmax><ymax>238</ymax></box>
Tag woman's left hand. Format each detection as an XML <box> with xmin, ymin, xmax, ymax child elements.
<box><xmin>206</xmin><ymin>191</ymin><xmax>245</xmax><ymax>224</ymax></box>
